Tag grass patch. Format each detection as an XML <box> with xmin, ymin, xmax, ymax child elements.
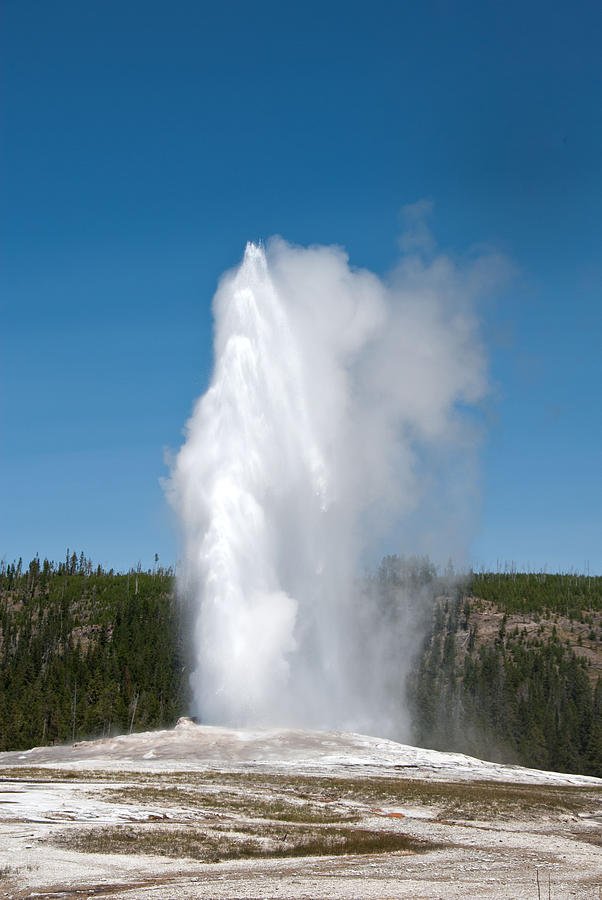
<box><xmin>572</xmin><ymin>830</ymin><xmax>602</xmax><ymax>848</ymax></box>
<box><xmin>0</xmin><ymin>766</ymin><xmax>126</xmax><ymax>783</ymax></box>
<box><xmin>198</xmin><ymin>773</ymin><xmax>601</xmax><ymax>820</ymax></box>
<box><xmin>100</xmin><ymin>784</ymin><xmax>357</xmax><ymax>824</ymax></box>
<box><xmin>4</xmin><ymin>765</ymin><xmax>599</xmax><ymax>822</ymax></box>
<box><xmin>226</xmin><ymin>796</ymin><xmax>356</xmax><ymax>823</ymax></box>
<box><xmin>56</xmin><ymin>822</ymin><xmax>437</xmax><ymax>862</ymax></box>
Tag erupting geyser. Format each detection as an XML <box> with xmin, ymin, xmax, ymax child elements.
<box><xmin>167</xmin><ymin>230</ymin><xmax>505</xmax><ymax>732</ymax></box>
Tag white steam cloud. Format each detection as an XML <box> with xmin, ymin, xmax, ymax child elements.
<box><xmin>167</xmin><ymin>215</ymin><xmax>508</xmax><ymax>733</ymax></box>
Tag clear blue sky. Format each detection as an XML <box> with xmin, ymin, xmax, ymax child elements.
<box><xmin>1</xmin><ymin>0</ymin><xmax>601</xmax><ymax>574</ymax></box>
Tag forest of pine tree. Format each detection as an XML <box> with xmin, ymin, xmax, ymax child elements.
<box><xmin>0</xmin><ymin>552</ymin><xmax>188</xmax><ymax>750</ymax></box>
<box><xmin>0</xmin><ymin>553</ymin><xmax>600</xmax><ymax>777</ymax></box>
<box><xmin>406</xmin><ymin>570</ymin><xmax>602</xmax><ymax>777</ymax></box>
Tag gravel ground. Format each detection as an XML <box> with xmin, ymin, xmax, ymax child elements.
<box><xmin>0</xmin><ymin>723</ymin><xmax>600</xmax><ymax>899</ymax></box>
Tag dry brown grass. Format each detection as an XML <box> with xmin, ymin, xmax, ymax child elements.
<box><xmin>101</xmin><ymin>784</ymin><xmax>357</xmax><ymax>823</ymax></box>
<box><xmin>182</xmin><ymin>772</ymin><xmax>601</xmax><ymax>820</ymax></box>
<box><xmin>3</xmin><ymin>765</ymin><xmax>600</xmax><ymax>823</ymax></box>
<box><xmin>0</xmin><ymin>766</ymin><xmax>122</xmax><ymax>782</ymax></box>
<box><xmin>56</xmin><ymin>821</ymin><xmax>437</xmax><ymax>862</ymax></box>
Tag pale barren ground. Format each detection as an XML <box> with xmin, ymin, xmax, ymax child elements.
<box><xmin>0</xmin><ymin>721</ymin><xmax>600</xmax><ymax>900</ymax></box>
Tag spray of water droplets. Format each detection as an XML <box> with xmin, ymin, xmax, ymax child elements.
<box><xmin>167</xmin><ymin>231</ymin><xmax>507</xmax><ymax>732</ymax></box>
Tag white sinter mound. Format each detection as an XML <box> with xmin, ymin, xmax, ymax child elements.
<box><xmin>1</xmin><ymin>720</ymin><xmax>599</xmax><ymax>786</ymax></box>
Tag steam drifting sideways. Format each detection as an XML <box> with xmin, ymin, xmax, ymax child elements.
<box><xmin>167</xmin><ymin>224</ymin><xmax>508</xmax><ymax>734</ymax></box>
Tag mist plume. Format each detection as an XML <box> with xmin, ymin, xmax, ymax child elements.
<box><xmin>167</xmin><ymin>221</ymin><xmax>507</xmax><ymax>734</ymax></box>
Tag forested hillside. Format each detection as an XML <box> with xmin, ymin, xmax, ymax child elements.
<box><xmin>407</xmin><ymin>571</ymin><xmax>602</xmax><ymax>777</ymax></box>
<box><xmin>0</xmin><ymin>553</ymin><xmax>187</xmax><ymax>750</ymax></box>
<box><xmin>0</xmin><ymin>554</ymin><xmax>600</xmax><ymax>777</ymax></box>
